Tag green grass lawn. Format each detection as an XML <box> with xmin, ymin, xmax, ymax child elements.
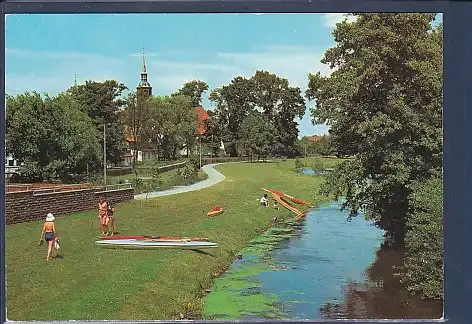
<box><xmin>5</xmin><ymin>158</ymin><xmax>341</xmax><ymax>321</ymax></box>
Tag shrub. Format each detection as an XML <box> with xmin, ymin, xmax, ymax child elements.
<box><xmin>398</xmin><ymin>175</ymin><xmax>443</xmax><ymax>300</ymax></box>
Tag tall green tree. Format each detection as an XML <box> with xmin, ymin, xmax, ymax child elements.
<box><xmin>209</xmin><ymin>76</ymin><xmax>254</xmax><ymax>157</ymax></box>
<box><xmin>68</xmin><ymin>79</ymin><xmax>127</xmax><ymax>166</ymax></box>
<box><xmin>6</xmin><ymin>91</ymin><xmax>100</xmax><ymax>181</ymax></box>
<box><xmin>202</xmin><ymin>110</ymin><xmax>225</xmax><ymax>157</ymax></box>
<box><xmin>237</xmin><ymin>111</ymin><xmax>275</xmax><ymax>161</ymax></box>
<box><xmin>145</xmin><ymin>95</ymin><xmax>197</xmax><ymax>160</ymax></box>
<box><xmin>173</xmin><ymin>80</ymin><xmax>209</xmax><ymax>107</ymax></box>
<box><xmin>122</xmin><ymin>92</ymin><xmax>152</xmax><ymax>168</ymax></box>
<box><xmin>400</xmin><ymin>175</ymin><xmax>443</xmax><ymax>300</ymax></box>
<box><xmin>306</xmin><ymin>14</ymin><xmax>443</xmax><ymax>244</ymax></box>
<box><xmin>251</xmin><ymin>71</ymin><xmax>306</xmax><ymax>158</ymax></box>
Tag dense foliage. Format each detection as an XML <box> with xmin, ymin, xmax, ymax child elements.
<box><xmin>210</xmin><ymin>70</ymin><xmax>305</xmax><ymax>158</ymax></box>
<box><xmin>306</xmin><ymin>13</ymin><xmax>443</xmax><ymax>244</ymax></box>
<box><xmin>400</xmin><ymin>175</ymin><xmax>443</xmax><ymax>299</ymax></box>
<box><xmin>306</xmin><ymin>13</ymin><xmax>443</xmax><ymax>299</ymax></box>
<box><xmin>6</xmin><ymin>92</ymin><xmax>101</xmax><ymax>181</ymax></box>
<box><xmin>68</xmin><ymin>80</ymin><xmax>128</xmax><ymax>166</ymax></box>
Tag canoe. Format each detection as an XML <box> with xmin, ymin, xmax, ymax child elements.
<box><xmin>207</xmin><ymin>206</ymin><xmax>223</xmax><ymax>217</ymax></box>
<box><xmin>272</xmin><ymin>193</ymin><xmax>303</xmax><ymax>217</ymax></box>
<box><xmin>99</xmin><ymin>235</ymin><xmax>209</xmax><ymax>241</ymax></box>
<box><xmin>95</xmin><ymin>239</ymin><xmax>218</xmax><ymax>250</ymax></box>
<box><xmin>262</xmin><ymin>188</ymin><xmax>314</xmax><ymax>207</ymax></box>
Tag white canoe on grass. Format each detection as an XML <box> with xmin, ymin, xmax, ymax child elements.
<box><xmin>95</xmin><ymin>239</ymin><xmax>219</xmax><ymax>250</ymax></box>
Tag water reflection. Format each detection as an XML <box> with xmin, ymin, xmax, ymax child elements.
<box><xmin>204</xmin><ymin>202</ymin><xmax>443</xmax><ymax>320</ymax></box>
<box><xmin>320</xmin><ymin>245</ymin><xmax>443</xmax><ymax>319</ymax></box>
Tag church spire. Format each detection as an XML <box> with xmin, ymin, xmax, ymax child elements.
<box><xmin>137</xmin><ymin>46</ymin><xmax>152</xmax><ymax>97</ymax></box>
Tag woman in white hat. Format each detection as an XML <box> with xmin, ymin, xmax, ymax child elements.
<box><xmin>39</xmin><ymin>213</ymin><xmax>57</xmax><ymax>261</ymax></box>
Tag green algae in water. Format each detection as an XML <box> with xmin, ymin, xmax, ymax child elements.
<box><xmin>204</xmin><ymin>219</ymin><xmax>299</xmax><ymax>319</ymax></box>
<box><xmin>204</xmin><ymin>286</ymin><xmax>286</xmax><ymax>320</ymax></box>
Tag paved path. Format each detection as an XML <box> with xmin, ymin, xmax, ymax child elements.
<box><xmin>134</xmin><ymin>163</ymin><xmax>226</xmax><ymax>199</ymax></box>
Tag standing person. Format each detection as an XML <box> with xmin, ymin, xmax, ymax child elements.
<box><xmin>98</xmin><ymin>197</ymin><xmax>108</xmax><ymax>235</ymax></box>
<box><xmin>105</xmin><ymin>199</ymin><xmax>115</xmax><ymax>236</ymax></box>
<box><xmin>273</xmin><ymin>201</ymin><xmax>279</xmax><ymax>210</ymax></box>
<box><xmin>39</xmin><ymin>213</ymin><xmax>57</xmax><ymax>261</ymax></box>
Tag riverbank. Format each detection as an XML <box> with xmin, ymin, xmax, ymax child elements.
<box><xmin>5</xmin><ymin>159</ymin><xmax>339</xmax><ymax>320</ymax></box>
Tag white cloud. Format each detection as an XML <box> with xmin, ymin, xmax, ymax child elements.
<box><xmin>322</xmin><ymin>13</ymin><xmax>357</xmax><ymax>28</ymax></box>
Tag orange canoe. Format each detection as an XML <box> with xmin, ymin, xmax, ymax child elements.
<box><xmin>272</xmin><ymin>193</ymin><xmax>303</xmax><ymax>217</ymax></box>
<box><xmin>207</xmin><ymin>206</ymin><xmax>223</xmax><ymax>217</ymax></box>
<box><xmin>262</xmin><ymin>188</ymin><xmax>314</xmax><ymax>207</ymax></box>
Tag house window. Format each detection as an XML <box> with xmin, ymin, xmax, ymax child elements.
<box><xmin>8</xmin><ymin>159</ymin><xmax>14</xmax><ymax>166</ymax></box>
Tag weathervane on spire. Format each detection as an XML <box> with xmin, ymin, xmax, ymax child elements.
<box><xmin>142</xmin><ymin>46</ymin><xmax>147</xmax><ymax>73</ymax></box>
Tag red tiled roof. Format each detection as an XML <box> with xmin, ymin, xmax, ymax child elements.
<box><xmin>195</xmin><ymin>106</ymin><xmax>210</xmax><ymax>135</ymax></box>
<box><xmin>307</xmin><ymin>136</ymin><xmax>324</xmax><ymax>143</ymax></box>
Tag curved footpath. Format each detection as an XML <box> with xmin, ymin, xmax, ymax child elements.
<box><xmin>134</xmin><ymin>163</ymin><xmax>226</xmax><ymax>199</ymax></box>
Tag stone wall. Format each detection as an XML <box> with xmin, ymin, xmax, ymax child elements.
<box><xmin>5</xmin><ymin>187</ymin><xmax>134</xmax><ymax>225</ymax></box>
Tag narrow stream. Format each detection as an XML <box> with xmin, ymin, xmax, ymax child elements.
<box><xmin>203</xmin><ymin>201</ymin><xmax>443</xmax><ymax>320</ymax></box>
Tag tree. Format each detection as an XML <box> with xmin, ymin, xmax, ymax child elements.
<box><xmin>122</xmin><ymin>92</ymin><xmax>152</xmax><ymax>168</ymax></box>
<box><xmin>251</xmin><ymin>71</ymin><xmax>306</xmax><ymax>157</ymax></box>
<box><xmin>68</xmin><ymin>79</ymin><xmax>127</xmax><ymax>166</ymax></box>
<box><xmin>202</xmin><ymin>111</ymin><xmax>225</xmax><ymax>157</ymax></box>
<box><xmin>400</xmin><ymin>175</ymin><xmax>443</xmax><ymax>300</ymax></box>
<box><xmin>144</xmin><ymin>95</ymin><xmax>197</xmax><ymax>160</ymax></box>
<box><xmin>209</xmin><ymin>76</ymin><xmax>254</xmax><ymax>157</ymax></box>
<box><xmin>173</xmin><ymin>80</ymin><xmax>209</xmax><ymax>107</ymax></box>
<box><xmin>6</xmin><ymin>91</ymin><xmax>100</xmax><ymax>181</ymax></box>
<box><xmin>237</xmin><ymin>111</ymin><xmax>275</xmax><ymax>161</ymax></box>
<box><xmin>306</xmin><ymin>14</ymin><xmax>443</xmax><ymax>244</ymax></box>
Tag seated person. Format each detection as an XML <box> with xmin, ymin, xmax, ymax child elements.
<box><xmin>260</xmin><ymin>194</ymin><xmax>269</xmax><ymax>207</ymax></box>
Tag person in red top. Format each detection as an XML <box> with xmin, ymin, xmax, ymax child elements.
<box><xmin>98</xmin><ymin>197</ymin><xmax>108</xmax><ymax>235</ymax></box>
<box><xmin>104</xmin><ymin>199</ymin><xmax>115</xmax><ymax>236</ymax></box>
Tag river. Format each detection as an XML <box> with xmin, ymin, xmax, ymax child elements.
<box><xmin>203</xmin><ymin>201</ymin><xmax>443</xmax><ymax>320</ymax></box>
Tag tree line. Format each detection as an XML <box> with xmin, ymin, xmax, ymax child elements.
<box><xmin>6</xmin><ymin>71</ymin><xmax>309</xmax><ymax>182</ymax></box>
<box><xmin>306</xmin><ymin>13</ymin><xmax>443</xmax><ymax>300</ymax></box>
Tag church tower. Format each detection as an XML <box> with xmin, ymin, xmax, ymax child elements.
<box><xmin>137</xmin><ymin>48</ymin><xmax>152</xmax><ymax>97</ymax></box>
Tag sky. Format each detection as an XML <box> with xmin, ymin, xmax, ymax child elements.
<box><xmin>5</xmin><ymin>13</ymin><xmax>442</xmax><ymax>138</ymax></box>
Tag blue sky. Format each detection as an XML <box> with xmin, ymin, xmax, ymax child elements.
<box><xmin>5</xmin><ymin>13</ymin><xmax>442</xmax><ymax>137</ymax></box>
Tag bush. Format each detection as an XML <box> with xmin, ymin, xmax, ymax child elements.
<box><xmin>294</xmin><ymin>158</ymin><xmax>304</xmax><ymax>170</ymax></box>
<box><xmin>398</xmin><ymin>175</ymin><xmax>443</xmax><ymax>300</ymax></box>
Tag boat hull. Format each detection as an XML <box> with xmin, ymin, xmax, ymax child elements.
<box><xmin>207</xmin><ymin>209</ymin><xmax>223</xmax><ymax>216</ymax></box>
<box><xmin>95</xmin><ymin>239</ymin><xmax>218</xmax><ymax>250</ymax></box>
<box><xmin>262</xmin><ymin>188</ymin><xmax>314</xmax><ymax>207</ymax></box>
<box><xmin>99</xmin><ymin>235</ymin><xmax>209</xmax><ymax>241</ymax></box>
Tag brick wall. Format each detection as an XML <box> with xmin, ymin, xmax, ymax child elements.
<box><xmin>5</xmin><ymin>187</ymin><xmax>134</xmax><ymax>225</ymax></box>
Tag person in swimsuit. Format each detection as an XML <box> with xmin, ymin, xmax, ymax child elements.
<box><xmin>98</xmin><ymin>197</ymin><xmax>108</xmax><ymax>235</ymax></box>
<box><xmin>104</xmin><ymin>199</ymin><xmax>115</xmax><ymax>236</ymax></box>
<box><xmin>39</xmin><ymin>213</ymin><xmax>57</xmax><ymax>261</ymax></box>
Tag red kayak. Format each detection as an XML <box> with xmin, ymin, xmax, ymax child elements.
<box><xmin>262</xmin><ymin>188</ymin><xmax>314</xmax><ymax>207</ymax></box>
<box><xmin>99</xmin><ymin>235</ymin><xmax>209</xmax><ymax>242</ymax></box>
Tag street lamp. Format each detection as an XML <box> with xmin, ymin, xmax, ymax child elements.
<box><xmin>103</xmin><ymin>124</ymin><xmax>107</xmax><ymax>185</ymax></box>
<box><xmin>199</xmin><ymin>136</ymin><xmax>202</xmax><ymax>170</ymax></box>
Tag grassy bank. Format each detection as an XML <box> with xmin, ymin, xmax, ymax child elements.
<box><xmin>5</xmin><ymin>159</ymin><xmax>341</xmax><ymax>320</ymax></box>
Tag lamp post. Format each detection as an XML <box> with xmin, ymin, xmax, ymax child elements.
<box><xmin>103</xmin><ymin>124</ymin><xmax>107</xmax><ymax>185</ymax></box>
<box><xmin>199</xmin><ymin>136</ymin><xmax>202</xmax><ymax>170</ymax></box>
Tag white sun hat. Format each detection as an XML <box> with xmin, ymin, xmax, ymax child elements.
<box><xmin>45</xmin><ymin>213</ymin><xmax>55</xmax><ymax>222</ymax></box>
